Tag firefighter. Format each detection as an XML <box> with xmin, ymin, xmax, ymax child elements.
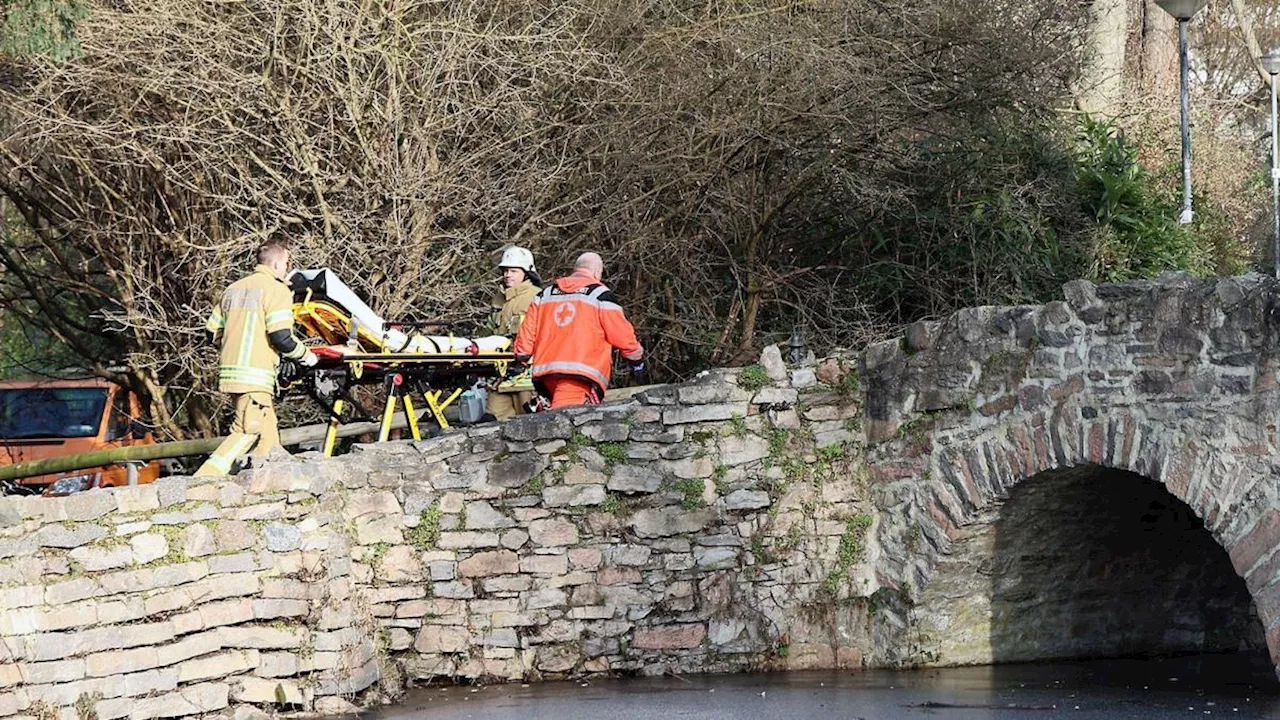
<box><xmin>485</xmin><ymin>246</ymin><xmax>542</xmax><ymax>420</ymax></box>
<box><xmin>513</xmin><ymin>252</ymin><xmax>644</xmax><ymax>408</ymax></box>
<box><xmin>194</xmin><ymin>241</ymin><xmax>317</xmax><ymax>477</ymax></box>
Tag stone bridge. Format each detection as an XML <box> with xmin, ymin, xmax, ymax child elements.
<box><xmin>2</xmin><ymin>273</ymin><xmax>1279</xmax><ymax>719</ymax></box>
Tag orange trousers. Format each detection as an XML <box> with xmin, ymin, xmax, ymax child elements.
<box><xmin>542</xmin><ymin>376</ymin><xmax>601</xmax><ymax>408</ymax></box>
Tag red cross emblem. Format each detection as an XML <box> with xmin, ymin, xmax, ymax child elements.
<box><xmin>553</xmin><ymin>302</ymin><xmax>577</xmax><ymax>327</ymax></box>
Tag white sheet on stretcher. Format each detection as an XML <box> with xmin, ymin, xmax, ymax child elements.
<box><xmin>290</xmin><ymin>268</ymin><xmax>511</xmax><ymax>353</ymax></box>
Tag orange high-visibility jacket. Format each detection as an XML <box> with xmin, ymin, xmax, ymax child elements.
<box><xmin>513</xmin><ymin>271</ymin><xmax>644</xmax><ymax>393</ymax></box>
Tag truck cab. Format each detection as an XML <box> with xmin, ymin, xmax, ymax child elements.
<box><xmin>0</xmin><ymin>378</ymin><xmax>160</xmax><ymax>495</ymax></box>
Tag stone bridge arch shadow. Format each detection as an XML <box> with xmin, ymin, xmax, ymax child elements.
<box><xmin>861</xmin><ymin>275</ymin><xmax>1280</xmax><ymax>677</ymax></box>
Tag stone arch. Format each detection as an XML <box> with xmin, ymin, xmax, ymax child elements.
<box><xmin>861</xmin><ymin>274</ymin><xmax>1280</xmax><ymax>672</ymax></box>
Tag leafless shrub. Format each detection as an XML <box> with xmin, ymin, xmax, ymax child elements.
<box><xmin>0</xmin><ymin>0</ymin><xmax>1087</xmax><ymax>436</ymax></box>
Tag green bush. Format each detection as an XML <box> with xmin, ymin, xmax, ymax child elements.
<box><xmin>1073</xmin><ymin>118</ymin><xmax>1208</xmax><ymax>281</ymax></box>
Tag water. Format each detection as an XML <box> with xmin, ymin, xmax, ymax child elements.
<box><xmin>372</xmin><ymin>652</ymin><xmax>1280</xmax><ymax>720</ymax></box>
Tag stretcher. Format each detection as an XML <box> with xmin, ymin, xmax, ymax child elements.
<box><xmin>286</xmin><ymin>269</ymin><xmax>517</xmax><ymax>454</ymax></box>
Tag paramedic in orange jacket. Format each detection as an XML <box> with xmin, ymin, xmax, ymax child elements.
<box><xmin>513</xmin><ymin>252</ymin><xmax>644</xmax><ymax>408</ymax></box>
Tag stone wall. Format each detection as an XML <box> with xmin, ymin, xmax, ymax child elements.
<box><xmin>6</xmin><ymin>272</ymin><xmax>1280</xmax><ymax>720</ymax></box>
<box><xmin>863</xmin><ymin>273</ymin><xmax>1280</xmax><ymax>671</ymax></box>
<box><xmin>0</xmin><ymin>357</ymin><xmax>878</xmax><ymax>720</ymax></box>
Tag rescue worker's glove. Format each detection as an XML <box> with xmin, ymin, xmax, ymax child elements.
<box><xmin>507</xmin><ymin>354</ymin><xmax>531</xmax><ymax>380</ymax></box>
<box><xmin>277</xmin><ymin>360</ymin><xmax>301</xmax><ymax>389</ymax></box>
<box><xmin>300</xmin><ymin>350</ymin><xmax>320</xmax><ymax>368</ymax></box>
<box><xmin>630</xmin><ymin>360</ymin><xmax>646</xmax><ymax>377</ymax></box>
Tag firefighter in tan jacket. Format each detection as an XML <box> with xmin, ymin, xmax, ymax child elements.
<box><xmin>485</xmin><ymin>247</ymin><xmax>541</xmax><ymax>420</ymax></box>
<box><xmin>195</xmin><ymin>242</ymin><xmax>317</xmax><ymax>477</ymax></box>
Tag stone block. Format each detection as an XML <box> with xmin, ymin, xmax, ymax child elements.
<box><xmin>177</xmin><ymin>649</ymin><xmax>259</xmax><ymax>683</ymax></box>
<box><xmin>36</xmin><ymin>523</ymin><xmax>107</xmax><ymax>548</ymax></box>
<box><xmin>478</xmin><ymin>628</ymin><xmax>519</xmax><ymax>647</ymax></box>
<box><xmin>219</xmin><ymin>626</ymin><xmax>305</xmax><ymax>649</ymax></box>
<box><xmin>483</xmin><ymin>575</ymin><xmax>532</xmax><ymax>593</ymax></box>
<box><xmin>526</xmin><ymin>589</ymin><xmax>567</xmax><ymax>610</ymax></box>
<box><xmin>129</xmin><ymin>533</ymin><xmax>169</xmax><ymax>564</ymax></box>
<box><xmin>752</xmin><ymin>387</ymin><xmax>798</xmax><ymax>405</ymax></box>
<box><xmin>790</xmin><ymin>368</ymin><xmax>817</xmax><ymax>388</ymax></box>
<box><xmin>438</xmin><ymin>531</ymin><xmax>500</xmax><ymax>549</ymax></box>
<box><xmin>428</xmin><ymin>560</ymin><xmax>456</xmax><ymax>581</ymax></box>
<box><xmin>378</xmin><ymin>545</ymin><xmax>424</xmax><ymax>582</ymax></box>
<box><xmin>432</xmin><ymin>581</ymin><xmax>475</xmax><ymax>599</ymax></box>
<box><xmin>569</xmin><ymin>548</ymin><xmax>603</xmax><ymax>569</ymax></box>
<box><xmin>153</xmin><ymin>561</ymin><xmax>211</xmax><ymax>588</ymax></box>
<box><xmin>19</xmin><ymin>658</ymin><xmax>86</xmax><ymax>684</ymax></box>
<box><xmin>501</xmin><ymin>413</ymin><xmax>574</xmax><ymax>442</ymax></box>
<box><xmin>0</xmin><ymin>536</ymin><xmax>37</xmax><ymax>560</ymax></box>
<box><xmin>69</xmin><ymin>544</ymin><xmax>133</xmax><ymax>572</ymax></box>
<box><xmin>663</xmin><ymin>456</ymin><xmax>714</xmax><ymax>480</ymax></box>
<box><xmin>760</xmin><ymin>345</ymin><xmax>787</xmax><ymax>381</ymax></box>
<box><xmin>214</xmin><ymin>520</ymin><xmax>255</xmax><ymax>553</ymax></box>
<box><xmin>254</xmin><ymin>648</ymin><xmax>302</xmax><ymax>676</ymax></box>
<box><xmin>717</xmin><ymin>435</ymin><xmax>769</xmax><ymax>467</ymax></box>
<box><xmin>723</xmin><ymin>489</ymin><xmax>771</xmax><ymax>510</ymax></box>
<box><xmin>629</xmin><ymin>508</ymin><xmax>713</xmax><ymax>538</ymax></box>
<box><xmin>662</xmin><ymin>403</ymin><xmax>747</xmax><ymax>425</ymax></box>
<box><xmin>458</xmin><ymin>550</ymin><xmax>519</xmax><ymax>577</ymax></box>
<box><xmin>582</xmin><ymin>423</ymin><xmax>631</xmax><ymax>442</ymax></box>
<box><xmin>563</xmin><ymin>467</ymin><xmax>607</xmax><ymax>485</ymax></box>
<box><xmin>120</xmin><ymin>681</ymin><xmax>230</xmax><ymax>717</ymax></box>
<box><xmin>464</xmin><ymin>501</ymin><xmax>516</xmax><ymax>529</ymax></box>
<box><xmin>208</xmin><ymin>552</ymin><xmax>259</xmax><ymax>575</ymax></box>
<box><xmin>632</xmin><ymin>623</ymin><xmax>706</xmax><ymax>650</ymax></box>
<box><xmin>542</xmin><ymin>484</ymin><xmax>606</xmax><ymax>507</ymax></box>
<box><xmin>44</xmin><ymin>577</ymin><xmax>103</xmax><ymax>605</ymax></box>
<box><xmin>604</xmin><ymin>545</ymin><xmax>652</xmax><ymax>566</ymax></box>
<box><xmin>117</xmin><ymin>521</ymin><xmax>154</xmax><ymax>536</ymax></box>
<box><xmin>177</xmin><ymin>524</ymin><xmax>217</xmax><ymax>558</ymax></box>
<box><xmin>114</xmin><ymin>485</ymin><xmax>160</xmax><ymax>513</ymax></box>
<box><xmin>344</xmin><ymin>490</ymin><xmax>403</xmax><ymax>520</ymax></box>
<box><xmin>355</xmin><ymin>516</ymin><xmax>403</xmax><ymax>545</ymax></box>
<box><xmin>315</xmin><ymin>697</ymin><xmax>362</xmax><ymax>715</ymax></box>
<box><xmin>520</xmin><ymin>554</ymin><xmax>568</xmax><ymax>575</ymax></box>
<box><xmin>253</xmin><ymin>599</ymin><xmax>309</xmax><ymax>620</ymax></box>
<box><xmin>85</xmin><ymin>645</ymin><xmax>162</xmax><ymax>677</ymax></box>
<box><xmin>414</xmin><ymin>625</ymin><xmax>469</xmax><ymax>653</ymax></box>
<box><xmin>199</xmin><ymin>598</ymin><xmax>256</xmax><ymax>627</ymax></box>
<box><xmin>488</xmin><ymin>452</ymin><xmax>549</xmax><ymax>488</ymax></box>
<box><xmin>0</xmin><ymin>584</ymin><xmax>42</xmax><ymax>610</ymax></box>
<box><xmin>57</xmin><ymin>491</ymin><xmax>117</xmax><ymax>522</ymax></box>
<box><xmin>693</xmin><ymin>546</ymin><xmax>738</xmax><ymax>569</ymax></box>
<box><xmin>607</xmin><ymin>466</ymin><xmax>664</xmax><ymax>493</ymax></box>
<box><xmin>264</xmin><ymin>523</ymin><xmax>302</xmax><ymax>552</ymax></box>
<box><xmin>529</xmin><ymin>518</ymin><xmax>579</xmax><ymax>546</ymax></box>
<box><xmin>231</xmin><ymin>676</ymin><xmax>305</xmax><ymax>704</ymax></box>
<box><xmin>598</xmin><ymin>567</ymin><xmax>642</xmax><ymax>585</ymax></box>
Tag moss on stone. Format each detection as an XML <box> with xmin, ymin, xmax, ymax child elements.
<box><xmin>407</xmin><ymin>504</ymin><xmax>442</xmax><ymax>550</ymax></box>
<box><xmin>738</xmin><ymin>364</ymin><xmax>770</xmax><ymax>392</ymax></box>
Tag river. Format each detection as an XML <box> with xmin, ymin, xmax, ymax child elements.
<box><xmin>372</xmin><ymin>651</ymin><xmax>1280</xmax><ymax>720</ymax></box>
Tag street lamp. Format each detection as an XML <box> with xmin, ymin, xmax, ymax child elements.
<box><xmin>1156</xmin><ymin>0</ymin><xmax>1208</xmax><ymax>225</ymax></box>
<box><xmin>1262</xmin><ymin>49</ymin><xmax>1280</xmax><ymax>278</ymax></box>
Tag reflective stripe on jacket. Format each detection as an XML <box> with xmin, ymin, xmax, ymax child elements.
<box><xmin>206</xmin><ymin>265</ymin><xmax>305</xmax><ymax>394</ymax></box>
<box><xmin>513</xmin><ymin>271</ymin><xmax>643</xmax><ymax>393</ymax></box>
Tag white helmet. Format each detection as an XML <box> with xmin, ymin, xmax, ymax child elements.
<box><xmin>498</xmin><ymin>246</ymin><xmax>536</xmax><ymax>274</ymax></box>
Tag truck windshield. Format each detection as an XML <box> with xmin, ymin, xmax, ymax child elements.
<box><xmin>0</xmin><ymin>388</ymin><xmax>109</xmax><ymax>439</ymax></box>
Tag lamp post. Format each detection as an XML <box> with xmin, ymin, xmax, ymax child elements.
<box><xmin>1262</xmin><ymin>50</ymin><xmax>1280</xmax><ymax>278</ymax></box>
<box><xmin>1155</xmin><ymin>0</ymin><xmax>1208</xmax><ymax>225</ymax></box>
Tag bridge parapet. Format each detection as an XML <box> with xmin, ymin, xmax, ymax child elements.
<box><xmin>0</xmin><ymin>356</ymin><xmax>878</xmax><ymax>718</ymax></box>
<box><xmin>6</xmin><ymin>273</ymin><xmax>1280</xmax><ymax>719</ymax></box>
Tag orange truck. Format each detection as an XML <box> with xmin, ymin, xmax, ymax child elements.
<box><xmin>0</xmin><ymin>378</ymin><xmax>161</xmax><ymax>496</ymax></box>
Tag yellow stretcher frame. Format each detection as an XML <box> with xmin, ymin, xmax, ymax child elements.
<box><xmin>291</xmin><ymin>293</ymin><xmax>515</xmax><ymax>456</ymax></box>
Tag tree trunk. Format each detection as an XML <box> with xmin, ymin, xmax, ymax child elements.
<box><xmin>1078</xmin><ymin>0</ymin><xmax>1130</xmax><ymax>116</ymax></box>
<box><xmin>1136</xmin><ymin>0</ymin><xmax>1179</xmax><ymax>104</ymax></box>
